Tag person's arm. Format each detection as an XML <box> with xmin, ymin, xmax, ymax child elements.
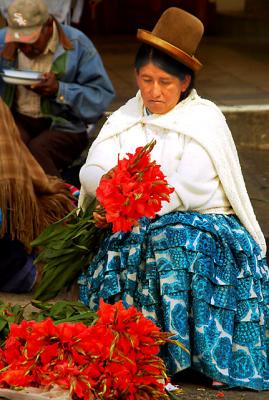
<box><xmin>79</xmin><ymin>135</ymin><xmax>120</xmax><ymax>198</ymax></box>
<box><xmin>55</xmin><ymin>51</ymin><xmax>115</xmax><ymax>122</ymax></box>
<box><xmin>31</xmin><ymin>31</ymin><xmax>115</xmax><ymax>123</ymax></box>
<box><xmin>158</xmin><ymin>138</ymin><xmax>221</xmax><ymax>215</ymax></box>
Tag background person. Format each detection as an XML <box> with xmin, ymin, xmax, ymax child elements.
<box><xmin>0</xmin><ymin>0</ymin><xmax>115</xmax><ymax>181</ymax></box>
<box><xmin>0</xmin><ymin>98</ymin><xmax>74</xmax><ymax>293</ymax></box>
<box><xmin>77</xmin><ymin>7</ymin><xmax>269</xmax><ymax>390</ymax></box>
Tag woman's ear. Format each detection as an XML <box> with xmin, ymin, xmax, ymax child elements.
<box><xmin>181</xmin><ymin>74</ymin><xmax>191</xmax><ymax>92</ymax></box>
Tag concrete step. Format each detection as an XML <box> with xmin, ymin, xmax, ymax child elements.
<box><xmin>221</xmin><ymin>105</ymin><xmax>269</xmax><ymax>150</ymax></box>
<box><xmin>238</xmin><ymin>148</ymin><xmax>269</xmax><ymax>240</ymax></box>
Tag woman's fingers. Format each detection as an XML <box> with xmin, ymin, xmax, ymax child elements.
<box><xmin>93</xmin><ymin>211</ymin><xmax>109</xmax><ymax>228</ymax></box>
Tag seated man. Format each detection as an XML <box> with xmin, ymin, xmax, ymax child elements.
<box><xmin>0</xmin><ymin>0</ymin><xmax>115</xmax><ymax>178</ymax></box>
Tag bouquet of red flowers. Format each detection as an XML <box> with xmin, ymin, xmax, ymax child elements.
<box><xmin>0</xmin><ymin>300</ymin><xmax>171</xmax><ymax>400</ymax></box>
<box><xmin>96</xmin><ymin>140</ymin><xmax>174</xmax><ymax>232</ymax></box>
<box><xmin>32</xmin><ymin>140</ymin><xmax>174</xmax><ymax>301</ymax></box>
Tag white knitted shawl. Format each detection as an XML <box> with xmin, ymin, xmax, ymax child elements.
<box><xmin>89</xmin><ymin>90</ymin><xmax>267</xmax><ymax>256</ymax></box>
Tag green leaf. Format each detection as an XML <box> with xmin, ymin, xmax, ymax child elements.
<box><xmin>0</xmin><ymin>319</ymin><xmax>7</xmax><ymax>333</ymax></box>
<box><xmin>32</xmin><ymin>201</ymin><xmax>107</xmax><ymax>302</ymax></box>
<box><xmin>28</xmin><ymin>300</ymin><xmax>97</xmax><ymax>326</ymax></box>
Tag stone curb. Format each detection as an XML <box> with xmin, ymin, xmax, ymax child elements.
<box><xmin>220</xmin><ymin>105</ymin><xmax>269</xmax><ymax>149</ymax></box>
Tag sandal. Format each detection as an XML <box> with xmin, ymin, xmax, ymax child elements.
<box><xmin>212</xmin><ymin>380</ymin><xmax>228</xmax><ymax>389</ymax></box>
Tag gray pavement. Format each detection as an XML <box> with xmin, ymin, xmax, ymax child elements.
<box><xmin>168</xmin><ymin>381</ymin><xmax>269</xmax><ymax>400</ymax></box>
<box><xmin>239</xmin><ymin>148</ymin><xmax>269</xmax><ymax>240</ymax></box>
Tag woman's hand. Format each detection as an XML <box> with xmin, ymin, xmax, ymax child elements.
<box><xmin>93</xmin><ymin>203</ymin><xmax>110</xmax><ymax>229</ymax></box>
<box><xmin>101</xmin><ymin>167</ymin><xmax>115</xmax><ymax>181</ymax></box>
<box><xmin>93</xmin><ymin>168</ymin><xmax>115</xmax><ymax>229</ymax></box>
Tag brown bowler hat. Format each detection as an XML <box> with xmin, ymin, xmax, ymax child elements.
<box><xmin>137</xmin><ymin>7</ymin><xmax>204</xmax><ymax>72</ymax></box>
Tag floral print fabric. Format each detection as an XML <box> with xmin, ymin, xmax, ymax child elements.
<box><xmin>78</xmin><ymin>212</ymin><xmax>269</xmax><ymax>390</ymax></box>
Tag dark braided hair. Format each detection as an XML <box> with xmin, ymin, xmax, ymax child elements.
<box><xmin>135</xmin><ymin>44</ymin><xmax>195</xmax><ymax>100</ymax></box>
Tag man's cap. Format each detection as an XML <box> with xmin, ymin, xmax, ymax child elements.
<box><xmin>5</xmin><ymin>0</ymin><xmax>49</xmax><ymax>44</ymax></box>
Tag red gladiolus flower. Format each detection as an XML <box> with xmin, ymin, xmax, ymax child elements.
<box><xmin>0</xmin><ymin>368</ymin><xmax>33</xmax><ymax>387</ymax></box>
<box><xmin>96</xmin><ymin>140</ymin><xmax>174</xmax><ymax>232</ymax></box>
<box><xmin>0</xmin><ymin>301</ymin><xmax>171</xmax><ymax>399</ymax></box>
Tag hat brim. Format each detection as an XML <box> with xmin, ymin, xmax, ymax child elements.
<box><xmin>137</xmin><ymin>29</ymin><xmax>202</xmax><ymax>72</ymax></box>
<box><xmin>5</xmin><ymin>25</ymin><xmax>42</xmax><ymax>44</ymax></box>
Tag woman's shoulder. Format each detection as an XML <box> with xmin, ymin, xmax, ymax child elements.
<box><xmin>179</xmin><ymin>92</ymin><xmax>230</xmax><ymax>137</ymax></box>
<box><xmin>177</xmin><ymin>92</ymin><xmax>235</xmax><ymax>149</ymax></box>
<box><xmin>95</xmin><ymin>95</ymin><xmax>142</xmax><ymax>143</ymax></box>
<box><xmin>108</xmin><ymin>94</ymin><xmax>141</xmax><ymax>120</ymax></box>
<box><xmin>155</xmin><ymin>90</ymin><xmax>227</xmax><ymax>134</ymax></box>
<box><xmin>184</xmin><ymin>90</ymin><xmax>225</xmax><ymax>122</ymax></box>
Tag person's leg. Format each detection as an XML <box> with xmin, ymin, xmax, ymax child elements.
<box><xmin>12</xmin><ymin>112</ymin><xmax>33</xmax><ymax>144</ymax></box>
<box><xmin>27</xmin><ymin>129</ymin><xmax>89</xmax><ymax>177</ymax></box>
<box><xmin>11</xmin><ymin>111</ymin><xmax>89</xmax><ymax>180</ymax></box>
<box><xmin>0</xmin><ymin>235</ymin><xmax>36</xmax><ymax>293</ymax></box>
<box><xmin>12</xmin><ymin>112</ymin><xmax>51</xmax><ymax>144</ymax></box>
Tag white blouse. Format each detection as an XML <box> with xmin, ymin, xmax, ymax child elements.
<box><xmin>80</xmin><ymin>117</ymin><xmax>231</xmax><ymax>216</ymax></box>
<box><xmin>79</xmin><ymin>90</ymin><xmax>266</xmax><ymax>255</ymax></box>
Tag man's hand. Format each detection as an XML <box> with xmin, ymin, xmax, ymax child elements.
<box><xmin>29</xmin><ymin>72</ymin><xmax>59</xmax><ymax>97</ymax></box>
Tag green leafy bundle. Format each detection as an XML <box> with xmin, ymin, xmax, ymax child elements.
<box><xmin>0</xmin><ymin>299</ymin><xmax>97</xmax><ymax>347</ymax></box>
<box><xmin>29</xmin><ymin>299</ymin><xmax>97</xmax><ymax>325</ymax></box>
<box><xmin>31</xmin><ymin>199</ymin><xmax>107</xmax><ymax>302</ymax></box>
<box><xmin>0</xmin><ymin>301</ymin><xmax>24</xmax><ymax>346</ymax></box>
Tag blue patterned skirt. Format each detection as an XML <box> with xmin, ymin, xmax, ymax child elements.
<box><xmin>78</xmin><ymin>212</ymin><xmax>269</xmax><ymax>390</ymax></box>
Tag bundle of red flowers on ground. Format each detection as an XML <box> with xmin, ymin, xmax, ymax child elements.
<box><xmin>96</xmin><ymin>139</ymin><xmax>174</xmax><ymax>232</ymax></box>
<box><xmin>0</xmin><ymin>300</ymin><xmax>170</xmax><ymax>399</ymax></box>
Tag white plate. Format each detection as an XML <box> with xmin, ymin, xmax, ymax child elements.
<box><xmin>2</xmin><ymin>68</ymin><xmax>42</xmax><ymax>80</ymax></box>
<box><xmin>1</xmin><ymin>69</ymin><xmax>42</xmax><ymax>85</ymax></box>
<box><xmin>1</xmin><ymin>75</ymin><xmax>42</xmax><ymax>85</ymax></box>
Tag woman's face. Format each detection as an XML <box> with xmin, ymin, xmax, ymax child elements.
<box><xmin>136</xmin><ymin>63</ymin><xmax>191</xmax><ymax>114</ymax></box>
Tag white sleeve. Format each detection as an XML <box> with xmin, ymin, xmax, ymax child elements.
<box><xmin>79</xmin><ymin>165</ymin><xmax>105</xmax><ymax>198</ymax></box>
<box><xmin>158</xmin><ymin>138</ymin><xmax>219</xmax><ymax>215</ymax></box>
<box><xmin>79</xmin><ymin>136</ymin><xmax>120</xmax><ymax>198</ymax></box>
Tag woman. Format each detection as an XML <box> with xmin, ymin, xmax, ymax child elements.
<box><xmin>0</xmin><ymin>97</ymin><xmax>74</xmax><ymax>292</ymax></box>
<box><xmin>78</xmin><ymin>8</ymin><xmax>269</xmax><ymax>390</ymax></box>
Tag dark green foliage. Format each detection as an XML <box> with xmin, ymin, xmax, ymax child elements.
<box><xmin>31</xmin><ymin>199</ymin><xmax>107</xmax><ymax>302</ymax></box>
